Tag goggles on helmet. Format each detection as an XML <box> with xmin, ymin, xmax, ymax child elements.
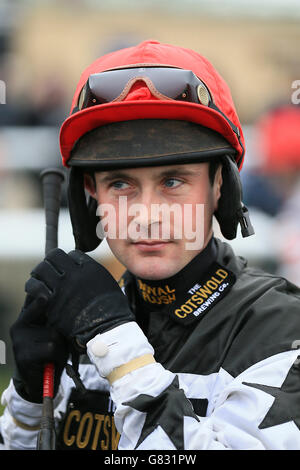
<box><xmin>74</xmin><ymin>66</ymin><xmax>241</xmax><ymax>143</ymax></box>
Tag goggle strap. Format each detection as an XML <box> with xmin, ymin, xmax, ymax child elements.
<box><xmin>209</xmin><ymin>102</ymin><xmax>244</xmax><ymax>169</ymax></box>
<box><xmin>209</xmin><ymin>102</ymin><xmax>240</xmax><ymax>137</ymax></box>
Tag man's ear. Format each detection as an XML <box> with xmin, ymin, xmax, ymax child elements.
<box><xmin>213</xmin><ymin>164</ymin><xmax>223</xmax><ymax>211</ymax></box>
<box><xmin>84</xmin><ymin>173</ymin><xmax>97</xmax><ymax>200</ymax></box>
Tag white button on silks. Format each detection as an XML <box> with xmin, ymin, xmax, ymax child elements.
<box><xmin>91</xmin><ymin>339</ymin><xmax>109</xmax><ymax>357</ymax></box>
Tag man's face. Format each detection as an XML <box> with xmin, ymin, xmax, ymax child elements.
<box><xmin>85</xmin><ymin>163</ymin><xmax>222</xmax><ymax>280</ymax></box>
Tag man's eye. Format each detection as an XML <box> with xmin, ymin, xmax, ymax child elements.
<box><xmin>164</xmin><ymin>178</ymin><xmax>182</xmax><ymax>188</ymax></box>
<box><xmin>111</xmin><ymin>181</ymin><xmax>130</xmax><ymax>190</ymax></box>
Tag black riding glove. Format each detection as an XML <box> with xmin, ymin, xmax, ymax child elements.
<box><xmin>10</xmin><ymin>295</ymin><xmax>69</xmax><ymax>403</ymax></box>
<box><xmin>23</xmin><ymin>248</ymin><xmax>135</xmax><ymax>352</ymax></box>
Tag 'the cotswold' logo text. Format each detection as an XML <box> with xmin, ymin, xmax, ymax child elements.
<box><xmin>174</xmin><ymin>268</ymin><xmax>229</xmax><ymax>319</ymax></box>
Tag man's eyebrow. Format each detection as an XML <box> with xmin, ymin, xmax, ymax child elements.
<box><xmin>96</xmin><ymin>166</ymin><xmax>198</xmax><ymax>184</ymax></box>
<box><xmin>157</xmin><ymin>167</ymin><xmax>197</xmax><ymax>178</ymax></box>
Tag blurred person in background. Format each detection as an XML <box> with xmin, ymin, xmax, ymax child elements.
<box><xmin>0</xmin><ymin>57</ymin><xmax>68</xmax><ymax>127</ymax></box>
<box><xmin>242</xmin><ymin>103</ymin><xmax>300</xmax><ymax>285</ymax></box>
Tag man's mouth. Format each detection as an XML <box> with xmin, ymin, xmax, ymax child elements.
<box><xmin>133</xmin><ymin>240</ymin><xmax>170</xmax><ymax>244</ymax></box>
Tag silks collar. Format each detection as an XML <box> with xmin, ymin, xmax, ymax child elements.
<box><xmin>133</xmin><ymin>237</ymin><xmax>236</xmax><ymax>326</ymax></box>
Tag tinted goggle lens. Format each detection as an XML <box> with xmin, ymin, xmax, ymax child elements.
<box><xmin>77</xmin><ymin>67</ymin><xmax>212</xmax><ymax>110</ymax></box>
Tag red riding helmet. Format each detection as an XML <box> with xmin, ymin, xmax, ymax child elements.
<box><xmin>59</xmin><ymin>40</ymin><xmax>253</xmax><ymax>252</ymax></box>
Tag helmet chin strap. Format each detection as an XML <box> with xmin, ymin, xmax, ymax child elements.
<box><xmin>68</xmin><ymin>167</ymin><xmax>99</xmax><ymax>252</ymax></box>
<box><xmin>237</xmin><ymin>205</ymin><xmax>255</xmax><ymax>238</ymax></box>
<box><xmin>213</xmin><ymin>155</ymin><xmax>254</xmax><ymax>240</ymax></box>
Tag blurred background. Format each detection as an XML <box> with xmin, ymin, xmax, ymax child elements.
<box><xmin>1</xmin><ymin>0</ymin><xmax>300</xmax><ymax>405</ymax></box>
